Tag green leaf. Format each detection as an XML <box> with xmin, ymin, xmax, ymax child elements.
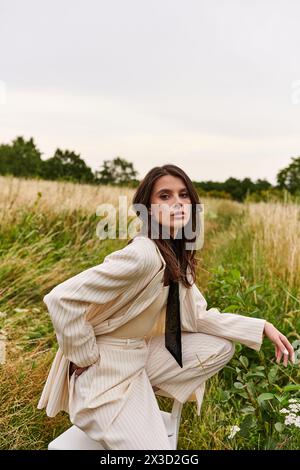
<box><xmin>236</xmin><ymin>293</ymin><xmax>245</xmax><ymax>305</ymax></box>
<box><xmin>245</xmin><ymin>284</ymin><xmax>264</xmax><ymax>295</ymax></box>
<box><xmin>246</xmin><ymin>372</ymin><xmax>265</xmax><ymax>378</ymax></box>
<box><xmin>231</xmin><ymin>269</ymin><xmax>241</xmax><ymax>281</ymax></box>
<box><xmin>268</xmin><ymin>365</ymin><xmax>279</xmax><ymax>383</ymax></box>
<box><xmin>220</xmin><ymin>390</ymin><xmax>231</xmax><ymax>402</ymax></box>
<box><xmin>239</xmin><ymin>355</ymin><xmax>249</xmax><ymax>369</ymax></box>
<box><xmin>283</xmin><ymin>384</ymin><xmax>300</xmax><ymax>392</ymax></box>
<box><xmin>224</xmin><ymin>304</ymin><xmax>239</xmax><ymax>312</ymax></box>
<box><xmin>274</xmin><ymin>394</ymin><xmax>285</xmax><ymax>403</ymax></box>
<box><xmin>257</xmin><ymin>393</ymin><xmax>274</xmax><ymax>405</ymax></box>
<box><xmin>234</xmin><ymin>381</ymin><xmax>245</xmax><ymax>389</ymax></box>
<box><xmin>275</xmin><ymin>422</ymin><xmax>284</xmax><ymax>433</ymax></box>
<box><xmin>241</xmin><ymin>406</ymin><xmax>256</xmax><ymax>414</ymax></box>
<box><xmin>239</xmin><ymin>415</ymin><xmax>254</xmax><ymax>437</ymax></box>
<box><xmin>246</xmin><ymin>381</ymin><xmax>257</xmax><ymax>398</ymax></box>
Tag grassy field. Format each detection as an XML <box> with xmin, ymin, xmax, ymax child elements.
<box><xmin>0</xmin><ymin>175</ymin><xmax>299</xmax><ymax>450</ymax></box>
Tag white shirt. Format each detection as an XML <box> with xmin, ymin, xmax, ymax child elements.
<box><xmin>108</xmin><ymin>285</ymin><xmax>170</xmax><ymax>340</ymax></box>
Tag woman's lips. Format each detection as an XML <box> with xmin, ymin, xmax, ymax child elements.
<box><xmin>171</xmin><ymin>212</ymin><xmax>185</xmax><ymax>217</ymax></box>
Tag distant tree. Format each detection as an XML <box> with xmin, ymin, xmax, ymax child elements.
<box><xmin>41</xmin><ymin>148</ymin><xmax>95</xmax><ymax>183</ymax></box>
<box><xmin>221</xmin><ymin>177</ymin><xmax>245</xmax><ymax>201</ymax></box>
<box><xmin>0</xmin><ymin>143</ymin><xmax>12</xmax><ymax>175</ymax></box>
<box><xmin>193</xmin><ymin>176</ymin><xmax>273</xmax><ymax>201</ymax></box>
<box><xmin>95</xmin><ymin>157</ymin><xmax>138</xmax><ymax>186</ymax></box>
<box><xmin>0</xmin><ymin>136</ymin><xmax>42</xmax><ymax>177</ymax></box>
<box><xmin>254</xmin><ymin>178</ymin><xmax>272</xmax><ymax>192</ymax></box>
<box><xmin>206</xmin><ymin>189</ymin><xmax>232</xmax><ymax>199</ymax></box>
<box><xmin>276</xmin><ymin>156</ymin><xmax>300</xmax><ymax>194</ymax></box>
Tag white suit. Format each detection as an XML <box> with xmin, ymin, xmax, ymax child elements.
<box><xmin>37</xmin><ymin>235</ymin><xmax>266</xmax><ymax>448</ymax></box>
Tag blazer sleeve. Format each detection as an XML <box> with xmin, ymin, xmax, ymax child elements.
<box><xmin>43</xmin><ymin>239</ymin><xmax>155</xmax><ymax>367</ymax></box>
<box><xmin>193</xmin><ymin>283</ymin><xmax>266</xmax><ymax>351</ymax></box>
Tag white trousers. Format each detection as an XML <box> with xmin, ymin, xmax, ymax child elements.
<box><xmin>68</xmin><ymin>331</ymin><xmax>235</xmax><ymax>450</ymax></box>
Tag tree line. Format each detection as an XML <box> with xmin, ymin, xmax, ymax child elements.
<box><xmin>0</xmin><ymin>135</ymin><xmax>299</xmax><ymax>202</ymax></box>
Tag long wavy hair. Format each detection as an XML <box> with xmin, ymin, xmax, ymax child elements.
<box><xmin>127</xmin><ymin>164</ymin><xmax>202</xmax><ymax>288</ymax></box>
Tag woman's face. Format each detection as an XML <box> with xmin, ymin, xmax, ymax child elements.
<box><xmin>149</xmin><ymin>174</ymin><xmax>192</xmax><ymax>238</ymax></box>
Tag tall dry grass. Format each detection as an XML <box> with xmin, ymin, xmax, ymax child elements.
<box><xmin>245</xmin><ymin>201</ymin><xmax>300</xmax><ymax>294</ymax></box>
<box><xmin>0</xmin><ymin>175</ymin><xmax>243</xmax><ymax>215</ymax></box>
<box><xmin>0</xmin><ymin>175</ymin><xmax>135</xmax><ymax>229</ymax></box>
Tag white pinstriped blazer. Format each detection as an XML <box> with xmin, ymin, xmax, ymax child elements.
<box><xmin>37</xmin><ymin>235</ymin><xmax>266</xmax><ymax>417</ymax></box>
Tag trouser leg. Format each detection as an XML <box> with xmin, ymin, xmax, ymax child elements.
<box><xmin>145</xmin><ymin>332</ymin><xmax>235</xmax><ymax>407</ymax></box>
<box><xmin>69</xmin><ymin>333</ymin><xmax>235</xmax><ymax>449</ymax></box>
<box><xmin>70</xmin><ymin>368</ymin><xmax>172</xmax><ymax>450</ymax></box>
<box><xmin>69</xmin><ymin>339</ymin><xmax>173</xmax><ymax>450</ymax></box>
<box><xmin>102</xmin><ymin>369</ymin><xmax>173</xmax><ymax>450</ymax></box>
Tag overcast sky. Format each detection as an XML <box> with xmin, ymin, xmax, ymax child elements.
<box><xmin>1</xmin><ymin>0</ymin><xmax>300</xmax><ymax>185</ymax></box>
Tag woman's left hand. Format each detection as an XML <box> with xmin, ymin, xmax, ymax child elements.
<box><xmin>69</xmin><ymin>362</ymin><xmax>90</xmax><ymax>377</ymax></box>
<box><xmin>263</xmin><ymin>321</ymin><xmax>296</xmax><ymax>367</ymax></box>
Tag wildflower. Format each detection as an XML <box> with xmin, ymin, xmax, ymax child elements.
<box><xmin>279</xmin><ymin>398</ymin><xmax>300</xmax><ymax>428</ymax></box>
<box><xmin>289</xmin><ymin>404</ymin><xmax>300</xmax><ymax>412</ymax></box>
<box><xmin>284</xmin><ymin>414</ymin><xmax>300</xmax><ymax>427</ymax></box>
<box><xmin>228</xmin><ymin>425</ymin><xmax>240</xmax><ymax>439</ymax></box>
<box><xmin>279</xmin><ymin>408</ymin><xmax>290</xmax><ymax>414</ymax></box>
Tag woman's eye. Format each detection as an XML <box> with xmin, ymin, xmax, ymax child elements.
<box><xmin>160</xmin><ymin>193</ymin><xmax>189</xmax><ymax>199</ymax></box>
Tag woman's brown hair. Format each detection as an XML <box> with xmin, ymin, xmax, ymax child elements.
<box><xmin>127</xmin><ymin>164</ymin><xmax>202</xmax><ymax>288</ymax></box>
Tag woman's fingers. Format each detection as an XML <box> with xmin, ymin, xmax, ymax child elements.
<box><xmin>275</xmin><ymin>344</ymin><xmax>279</xmax><ymax>362</ymax></box>
<box><xmin>276</xmin><ymin>342</ymin><xmax>283</xmax><ymax>365</ymax></box>
<box><xmin>279</xmin><ymin>334</ymin><xmax>295</xmax><ymax>365</ymax></box>
<box><xmin>275</xmin><ymin>337</ymin><xmax>294</xmax><ymax>366</ymax></box>
<box><xmin>264</xmin><ymin>322</ymin><xmax>296</xmax><ymax>367</ymax></box>
<box><xmin>69</xmin><ymin>363</ymin><xmax>87</xmax><ymax>377</ymax></box>
<box><xmin>75</xmin><ymin>366</ymin><xmax>89</xmax><ymax>377</ymax></box>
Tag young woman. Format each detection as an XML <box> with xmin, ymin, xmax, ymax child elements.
<box><xmin>37</xmin><ymin>164</ymin><xmax>295</xmax><ymax>450</ymax></box>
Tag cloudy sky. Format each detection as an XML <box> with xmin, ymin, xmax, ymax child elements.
<box><xmin>1</xmin><ymin>0</ymin><xmax>300</xmax><ymax>185</ymax></box>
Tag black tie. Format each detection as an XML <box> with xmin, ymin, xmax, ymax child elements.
<box><xmin>165</xmin><ymin>237</ymin><xmax>183</xmax><ymax>368</ymax></box>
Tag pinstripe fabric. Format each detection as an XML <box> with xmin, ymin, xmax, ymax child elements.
<box><xmin>68</xmin><ymin>336</ymin><xmax>173</xmax><ymax>450</ymax></box>
<box><xmin>107</xmin><ymin>286</ymin><xmax>169</xmax><ymax>339</ymax></box>
<box><xmin>68</xmin><ymin>332</ymin><xmax>235</xmax><ymax>449</ymax></box>
<box><xmin>37</xmin><ymin>234</ymin><xmax>266</xmax><ymax>419</ymax></box>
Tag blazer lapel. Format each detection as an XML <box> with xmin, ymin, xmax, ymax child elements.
<box><xmin>92</xmin><ymin>236</ymin><xmax>191</xmax><ymax>335</ymax></box>
<box><xmin>106</xmin><ymin>242</ymin><xmax>166</xmax><ymax>328</ymax></box>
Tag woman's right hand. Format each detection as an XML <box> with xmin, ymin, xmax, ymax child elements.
<box><xmin>69</xmin><ymin>362</ymin><xmax>90</xmax><ymax>377</ymax></box>
<box><xmin>263</xmin><ymin>321</ymin><xmax>295</xmax><ymax>366</ymax></box>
